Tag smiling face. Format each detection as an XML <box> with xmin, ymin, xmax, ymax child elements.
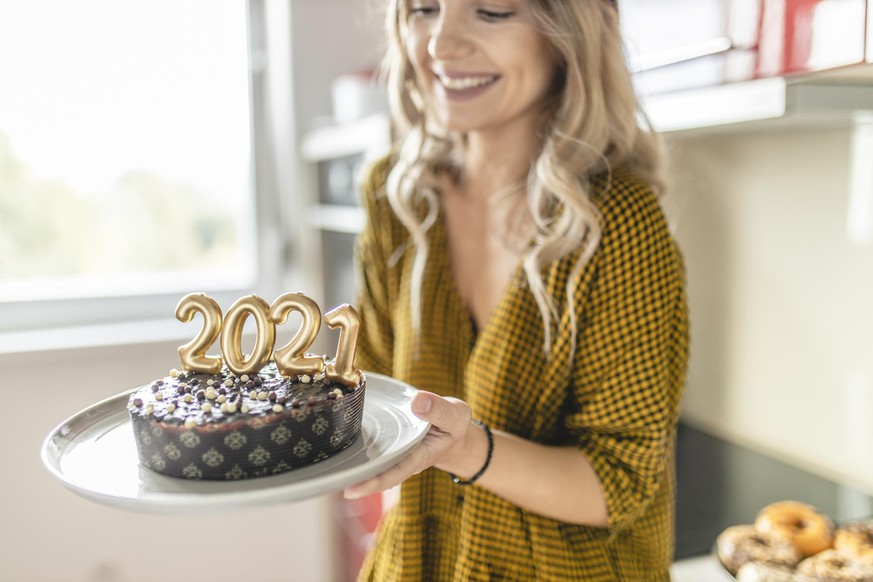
<box><xmin>403</xmin><ymin>0</ymin><xmax>559</xmax><ymax>137</ymax></box>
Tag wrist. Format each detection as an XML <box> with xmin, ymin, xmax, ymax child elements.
<box><xmin>447</xmin><ymin>419</ymin><xmax>493</xmax><ymax>486</ymax></box>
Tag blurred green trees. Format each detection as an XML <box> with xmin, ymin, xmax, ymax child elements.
<box><xmin>0</xmin><ymin>130</ymin><xmax>239</xmax><ymax>281</ymax></box>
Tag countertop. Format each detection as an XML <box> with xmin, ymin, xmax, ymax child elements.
<box><xmin>671</xmin><ymin>422</ymin><xmax>873</xmax><ymax>579</ymax></box>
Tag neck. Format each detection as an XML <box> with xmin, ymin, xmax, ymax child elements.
<box><xmin>459</xmin><ymin>118</ymin><xmax>544</xmax><ymax>200</ymax></box>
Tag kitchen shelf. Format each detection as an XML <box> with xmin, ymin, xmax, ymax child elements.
<box><xmin>304</xmin><ymin>204</ymin><xmax>365</xmax><ymax>234</ymax></box>
<box><xmin>297</xmin><ymin>69</ymin><xmax>873</xmax><ymax>243</ymax></box>
<box><xmin>301</xmin><ymin>113</ymin><xmax>391</xmax><ymax>162</ymax></box>
<box><xmin>644</xmin><ymin>64</ymin><xmax>873</xmax><ymax>135</ymax></box>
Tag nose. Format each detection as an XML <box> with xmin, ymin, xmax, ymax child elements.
<box><xmin>427</xmin><ymin>11</ymin><xmax>472</xmax><ymax>60</ymax></box>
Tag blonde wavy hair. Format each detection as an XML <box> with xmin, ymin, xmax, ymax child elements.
<box><xmin>380</xmin><ymin>0</ymin><xmax>665</xmax><ymax>355</ymax></box>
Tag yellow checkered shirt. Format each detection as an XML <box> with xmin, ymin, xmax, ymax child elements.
<box><xmin>354</xmin><ymin>157</ymin><xmax>689</xmax><ymax>581</ymax></box>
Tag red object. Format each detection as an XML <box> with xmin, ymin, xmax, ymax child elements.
<box><xmin>783</xmin><ymin>0</ymin><xmax>819</xmax><ymax>72</ymax></box>
<box><xmin>336</xmin><ymin>492</ymin><xmax>384</xmax><ymax>582</ymax></box>
<box><xmin>755</xmin><ymin>0</ymin><xmax>867</xmax><ymax>77</ymax></box>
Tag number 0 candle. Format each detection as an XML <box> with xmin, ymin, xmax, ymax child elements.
<box><xmin>220</xmin><ymin>295</ymin><xmax>276</xmax><ymax>376</ymax></box>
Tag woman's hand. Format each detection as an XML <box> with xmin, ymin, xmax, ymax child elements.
<box><xmin>343</xmin><ymin>390</ymin><xmax>609</xmax><ymax>527</ymax></box>
<box><xmin>343</xmin><ymin>391</ymin><xmax>485</xmax><ymax>499</ymax></box>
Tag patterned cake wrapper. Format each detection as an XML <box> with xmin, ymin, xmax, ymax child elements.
<box><xmin>131</xmin><ymin>385</ymin><xmax>366</xmax><ymax>481</ymax></box>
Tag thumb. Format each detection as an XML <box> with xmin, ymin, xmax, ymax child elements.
<box><xmin>410</xmin><ymin>391</ymin><xmax>471</xmax><ymax>434</ymax></box>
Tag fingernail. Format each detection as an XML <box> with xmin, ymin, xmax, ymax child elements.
<box><xmin>412</xmin><ymin>394</ymin><xmax>431</xmax><ymax>415</ymax></box>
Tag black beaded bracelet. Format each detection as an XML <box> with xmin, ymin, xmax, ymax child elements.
<box><xmin>450</xmin><ymin>419</ymin><xmax>494</xmax><ymax>486</ymax></box>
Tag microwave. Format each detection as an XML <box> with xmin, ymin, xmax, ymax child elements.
<box><xmin>619</xmin><ymin>0</ymin><xmax>870</xmax><ymax>95</ymax></box>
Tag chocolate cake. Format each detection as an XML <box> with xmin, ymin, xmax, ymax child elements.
<box><xmin>128</xmin><ymin>360</ymin><xmax>365</xmax><ymax>480</ymax></box>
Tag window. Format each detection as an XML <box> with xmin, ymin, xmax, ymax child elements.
<box><xmin>0</xmin><ymin>1</ymin><xmax>279</xmax><ymax>335</ymax></box>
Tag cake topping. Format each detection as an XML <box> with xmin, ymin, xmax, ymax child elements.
<box><xmin>270</xmin><ymin>292</ymin><xmax>326</xmax><ymax>377</ymax></box>
<box><xmin>174</xmin><ymin>292</ymin><xmax>362</xmax><ymax>387</ymax></box>
<box><xmin>322</xmin><ymin>304</ymin><xmax>362</xmax><ymax>387</ymax></box>
<box><xmin>128</xmin><ymin>360</ymin><xmax>360</xmax><ymax>427</ymax></box>
<box><xmin>175</xmin><ymin>293</ymin><xmax>224</xmax><ymax>375</ymax></box>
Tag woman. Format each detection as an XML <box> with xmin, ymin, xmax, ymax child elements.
<box><xmin>344</xmin><ymin>0</ymin><xmax>689</xmax><ymax>579</ymax></box>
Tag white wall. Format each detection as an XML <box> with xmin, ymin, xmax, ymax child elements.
<box><xmin>666</xmin><ymin>125</ymin><xmax>873</xmax><ymax>492</ymax></box>
<box><xmin>0</xmin><ymin>342</ymin><xmax>338</xmax><ymax>582</ymax></box>
<box><xmin>290</xmin><ymin>0</ymin><xmax>386</xmax><ymax>134</ymax></box>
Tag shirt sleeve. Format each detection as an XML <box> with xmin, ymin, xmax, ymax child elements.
<box><xmin>565</xmin><ymin>175</ymin><xmax>689</xmax><ymax>534</ymax></box>
<box><xmin>353</xmin><ymin>157</ymin><xmax>397</xmax><ymax>377</ymax></box>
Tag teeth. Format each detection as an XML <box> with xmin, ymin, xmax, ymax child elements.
<box><xmin>439</xmin><ymin>75</ymin><xmax>496</xmax><ymax>90</ymax></box>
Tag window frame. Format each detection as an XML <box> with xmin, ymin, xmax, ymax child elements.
<box><xmin>0</xmin><ymin>0</ymin><xmax>296</xmax><ymax>346</ymax></box>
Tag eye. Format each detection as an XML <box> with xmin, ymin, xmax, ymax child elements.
<box><xmin>477</xmin><ymin>8</ymin><xmax>516</xmax><ymax>21</ymax></box>
<box><xmin>408</xmin><ymin>3</ymin><xmax>439</xmax><ymax>18</ymax></box>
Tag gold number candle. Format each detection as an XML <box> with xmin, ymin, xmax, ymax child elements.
<box><xmin>323</xmin><ymin>303</ymin><xmax>361</xmax><ymax>387</ymax></box>
<box><xmin>175</xmin><ymin>293</ymin><xmax>224</xmax><ymax>374</ymax></box>
<box><xmin>220</xmin><ymin>295</ymin><xmax>276</xmax><ymax>376</ymax></box>
<box><xmin>269</xmin><ymin>292</ymin><xmax>325</xmax><ymax>377</ymax></box>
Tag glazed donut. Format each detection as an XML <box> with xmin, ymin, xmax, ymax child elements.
<box><xmin>735</xmin><ymin>561</ymin><xmax>814</xmax><ymax>582</ymax></box>
<box><xmin>755</xmin><ymin>500</ymin><xmax>835</xmax><ymax>557</ymax></box>
<box><xmin>797</xmin><ymin>549</ymin><xmax>873</xmax><ymax>581</ymax></box>
<box><xmin>834</xmin><ymin>521</ymin><xmax>873</xmax><ymax>565</ymax></box>
<box><xmin>717</xmin><ymin>524</ymin><xmax>802</xmax><ymax>575</ymax></box>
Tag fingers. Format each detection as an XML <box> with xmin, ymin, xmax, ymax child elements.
<box><xmin>344</xmin><ymin>392</ymin><xmax>473</xmax><ymax>499</ymax></box>
<box><xmin>344</xmin><ymin>439</ymin><xmax>433</xmax><ymax>499</ymax></box>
